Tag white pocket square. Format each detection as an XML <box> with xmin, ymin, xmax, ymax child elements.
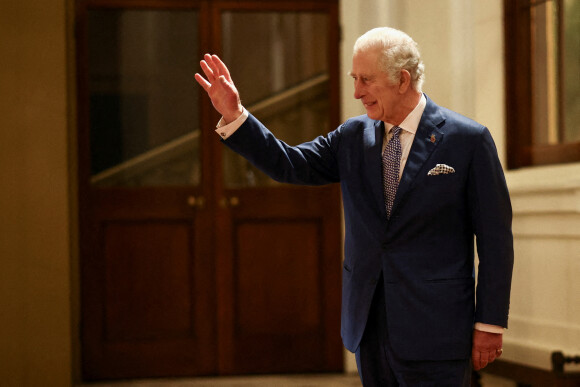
<box><xmin>427</xmin><ymin>164</ymin><xmax>456</xmax><ymax>176</ymax></box>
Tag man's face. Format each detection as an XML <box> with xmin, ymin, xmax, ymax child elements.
<box><xmin>350</xmin><ymin>49</ymin><xmax>400</xmax><ymax>124</ymax></box>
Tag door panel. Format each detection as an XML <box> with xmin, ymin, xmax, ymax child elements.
<box><xmin>102</xmin><ymin>220</ymin><xmax>194</xmax><ymax>342</ymax></box>
<box><xmin>235</xmin><ymin>220</ymin><xmax>321</xmax><ymax>336</ymax></box>
<box><xmin>217</xmin><ymin>185</ymin><xmax>342</xmax><ymax>374</ymax></box>
<box><xmin>82</xmin><ymin>189</ymin><xmax>215</xmax><ymax>379</ymax></box>
<box><xmin>216</xmin><ymin>8</ymin><xmax>342</xmax><ymax>374</ymax></box>
<box><xmin>233</xmin><ymin>218</ymin><xmax>325</xmax><ymax>371</ymax></box>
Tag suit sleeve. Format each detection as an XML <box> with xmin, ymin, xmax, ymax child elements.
<box><xmin>468</xmin><ymin>128</ymin><xmax>514</xmax><ymax>328</ymax></box>
<box><xmin>222</xmin><ymin>113</ymin><xmax>341</xmax><ymax>185</ymax></box>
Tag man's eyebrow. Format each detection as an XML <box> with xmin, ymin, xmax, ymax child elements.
<box><xmin>348</xmin><ymin>71</ymin><xmax>374</xmax><ymax>79</ymax></box>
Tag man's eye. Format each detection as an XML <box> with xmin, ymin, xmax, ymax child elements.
<box><xmin>352</xmin><ymin>76</ymin><xmax>370</xmax><ymax>83</ymax></box>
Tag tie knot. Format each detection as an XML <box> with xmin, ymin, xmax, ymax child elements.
<box><xmin>391</xmin><ymin>126</ymin><xmax>402</xmax><ymax>137</ymax></box>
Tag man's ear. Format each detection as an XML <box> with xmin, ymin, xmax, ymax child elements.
<box><xmin>399</xmin><ymin>70</ymin><xmax>411</xmax><ymax>93</ymax></box>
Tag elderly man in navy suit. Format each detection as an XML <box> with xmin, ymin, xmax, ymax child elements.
<box><xmin>195</xmin><ymin>27</ymin><xmax>513</xmax><ymax>386</ymax></box>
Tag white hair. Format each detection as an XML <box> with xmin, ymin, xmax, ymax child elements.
<box><xmin>353</xmin><ymin>27</ymin><xmax>425</xmax><ymax>92</ymax></box>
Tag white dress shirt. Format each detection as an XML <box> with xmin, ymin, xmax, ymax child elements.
<box><xmin>382</xmin><ymin>94</ymin><xmax>426</xmax><ymax>180</ymax></box>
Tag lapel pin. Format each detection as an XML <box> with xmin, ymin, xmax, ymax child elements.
<box><xmin>430</xmin><ymin>134</ymin><xmax>436</xmax><ymax>143</ymax></box>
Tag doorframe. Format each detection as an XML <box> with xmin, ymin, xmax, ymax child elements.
<box><xmin>74</xmin><ymin>0</ymin><xmax>342</xmax><ymax>380</ymax></box>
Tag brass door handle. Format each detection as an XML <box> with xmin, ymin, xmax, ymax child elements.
<box><xmin>219</xmin><ymin>196</ymin><xmax>240</xmax><ymax>208</ymax></box>
<box><xmin>187</xmin><ymin>196</ymin><xmax>206</xmax><ymax>209</ymax></box>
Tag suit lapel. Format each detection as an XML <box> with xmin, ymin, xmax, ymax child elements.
<box><xmin>392</xmin><ymin>96</ymin><xmax>446</xmax><ymax>213</ymax></box>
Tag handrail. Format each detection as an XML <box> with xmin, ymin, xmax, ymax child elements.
<box><xmin>248</xmin><ymin>73</ymin><xmax>328</xmax><ymax>116</ymax></box>
<box><xmin>90</xmin><ymin>130</ymin><xmax>200</xmax><ymax>185</ymax></box>
<box><xmin>90</xmin><ymin>73</ymin><xmax>329</xmax><ymax>186</ymax></box>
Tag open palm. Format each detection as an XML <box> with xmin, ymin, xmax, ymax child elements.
<box><xmin>195</xmin><ymin>54</ymin><xmax>243</xmax><ymax>124</ymax></box>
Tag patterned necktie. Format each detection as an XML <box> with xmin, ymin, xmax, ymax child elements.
<box><xmin>382</xmin><ymin>126</ymin><xmax>402</xmax><ymax>219</ymax></box>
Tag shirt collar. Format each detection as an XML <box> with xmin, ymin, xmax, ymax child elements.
<box><xmin>384</xmin><ymin>93</ymin><xmax>426</xmax><ymax>135</ymax></box>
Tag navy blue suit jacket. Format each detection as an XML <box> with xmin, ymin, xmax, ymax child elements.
<box><xmin>224</xmin><ymin>95</ymin><xmax>513</xmax><ymax>361</ymax></box>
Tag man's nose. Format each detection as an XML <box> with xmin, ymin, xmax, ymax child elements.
<box><xmin>353</xmin><ymin>80</ymin><xmax>363</xmax><ymax>99</ymax></box>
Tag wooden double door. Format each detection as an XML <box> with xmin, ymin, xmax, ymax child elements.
<box><xmin>76</xmin><ymin>0</ymin><xmax>342</xmax><ymax>380</ymax></box>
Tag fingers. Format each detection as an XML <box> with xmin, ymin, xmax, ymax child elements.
<box><xmin>472</xmin><ymin>349</ymin><xmax>502</xmax><ymax>371</ymax></box>
<box><xmin>194</xmin><ymin>73</ymin><xmax>211</xmax><ymax>92</ymax></box>
<box><xmin>472</xmin><ymin>353</ymin><xmax>486</xmax><ymax>370</ymax></box>
<box><xmin>471</xmin><ymin>348</ymin><xmax>480</xmax><ymax>370</ymax></box>
<box><xmin>212</xmin><ymin>54</ymin><xmax>233</xmax><ymax>82</ymax></box>
<box><xmin>218</xmin><ymin>75</ymin><xmax>234</xmax><ymax>91</ymax></box>
<box><xmin>196</xmin><ymin>54</ymin><xmax>232</xmax><ymax>89</ymax></box>
<box><xmin>472</xmin><ymin>348</ymin><xmax>487</xmax><ymax>371</ymax></box>
<box><xmin>200</xmin><ymin>54</ymin><xmax>229</xmax><ymax>80</ymax></box>
<box><xmin>480</xmin><ymin>350</ymin><xmax>490</xmax><ymax>369</ymax></box>
<box><xmin>200</xmin><ymin>57</ymin><xmax>216</xmax><ymax>82</ymax></box>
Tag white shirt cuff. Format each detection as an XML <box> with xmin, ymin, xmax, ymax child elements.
<box><xmin>215</xmin><ymin>108</ymin><xmax>249</xmax><ymax>140</ymax></box>
<box><xmin>474</xmin><ymin>322</ymin><xmax>505</xmax><ymax>334</ymax></box>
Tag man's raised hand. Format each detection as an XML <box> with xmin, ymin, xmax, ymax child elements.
<box><xmin>194</xmin><ymin>54</ymin><xmax>243</xmax><ymax>124</ymax></box>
